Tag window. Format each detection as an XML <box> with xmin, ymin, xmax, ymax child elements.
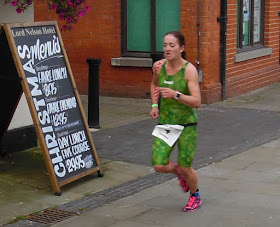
<box><xmin>121</xmin><ymin>0</ymin><xmax>180</xmax><ymax>58</ymax></box>
<box><xmin>237</xmin><ymin>0</ymin><xmax>265</xmax><ymax>50</ymax></box>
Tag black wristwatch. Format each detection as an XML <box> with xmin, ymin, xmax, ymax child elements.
<box><xmin>175</xmin><ymin>91</ymin><xmax>181</xmax><ymax>100</ymax></box>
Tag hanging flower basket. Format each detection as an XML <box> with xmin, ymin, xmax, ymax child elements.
<box><xmin>3</xmin><ymin>0</ymin><xmax>91</xmax><ymax>31</ymax></box>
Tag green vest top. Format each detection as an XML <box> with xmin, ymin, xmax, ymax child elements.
<box><xmin>158</xmin><ymin>61</ymin><xmax>198</xmax><ymax>125</ymax></box>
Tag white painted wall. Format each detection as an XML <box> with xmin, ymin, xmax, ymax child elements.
<box><xmin>0</xmin><ymin>3</ymin><xmax>34</xmax><ymax>130</ymax></box>
<box><xmin>0</xmin><ymin>3</ymin><xmax>34</xmax><ymax>23</ymax></box>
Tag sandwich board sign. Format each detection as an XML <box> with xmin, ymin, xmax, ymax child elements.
<box><xmin>0</xmin><ymin>21</ymin><xmax>103</xmax><ymax>195</ymax></box>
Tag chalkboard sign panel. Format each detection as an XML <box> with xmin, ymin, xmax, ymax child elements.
<box><xmin>3</xmin><ymin>21</ymin><xmax>102</xmax><ymax>194</ymax></box>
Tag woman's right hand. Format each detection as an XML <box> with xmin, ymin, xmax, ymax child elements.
<box><xmin>149</xmin><ymin>107</ymin><xmax>159</xmax><ymax>119</ymax></box>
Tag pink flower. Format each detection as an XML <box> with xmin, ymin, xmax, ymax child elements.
<box><xmin>67</xmin><ymin>0</ymin><xmax>73</xmax><ymax>7</ymax></box>
<box><xmin>59</xmin><ymin>14</ymin><xmax>65</xmax><ymax>20</ymax></box>
<box><xmin>27</xmin><ymin>0</ymin><xmax>32</xmax><ymax>5</ymax></box>
<box><xmin>61</xmin><ymin>24</ymin><xmax>73</xmax><ymax>31</ymax></box>
<box><xmin>77</xmin><ymin>9</ymin><xmax>83</xmax><ymax>17</ymax></box>
<box><xmin>51</xmin><ymin>4</ymin><xmax>57</xmax><ymax>10</ymax></box>
<box><xmin>66</xmin><ymin>16</ymin><xmax>72</xmax><ymax>23</ymax></box>
<box><xmin>61</xmin><ymin>25</ymin><xmax>68</xmax><ymax>31</ymax></box>
<box><xmin>16</xmin><ymin>8</ymin><xmax>22</xmax><ymax>14</ymax></box>
<box><xmin>59</xmin><ymin>11</ymin><xmax>65</xmax><ymax>20</ymax></box>
<box><xmin>85</xmin><ymin>5</ymin><xmax>91</xmax><ymax>11</ymax></box>
<box><xmin>11</xmin><ymin>0</ymin><xmax>17</xmax><ymax>6</ymax></box>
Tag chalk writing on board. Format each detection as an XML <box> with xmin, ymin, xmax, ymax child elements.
<box><xmin>12</xmin><ymin>25</ymin><xmax>96</xmax><ymax>181</ymax></box>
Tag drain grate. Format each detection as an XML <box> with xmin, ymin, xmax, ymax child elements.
<box><xmin>26</xmin><ymin>208</ymin><xmax>77</xmax><ymax>224</ymax></box>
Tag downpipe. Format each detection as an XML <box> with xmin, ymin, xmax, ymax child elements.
<box><xmin>217</xmin><ymin>0</ymin><xmax>228</xmax><ymax>100</ymax></box>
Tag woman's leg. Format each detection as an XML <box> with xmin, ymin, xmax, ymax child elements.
<box><xmin>153</xmin><ymin>162</ymin><xmax>177</xmax><ymax>174</ymax></box>
<box><xmin>177</xmin><ymin>126</ymin><xmax>198</xmax><ymax>178</ymax></box>
<box><xmin>177</xmin><ymin>166</ymin><xmax>198</xmax><ymax>193</ymax></box>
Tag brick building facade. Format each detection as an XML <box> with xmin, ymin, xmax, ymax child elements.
<box><xmin>34</xmin><ymin>0</ymin><xmax>280</xmax><ymax>103</ymax></box>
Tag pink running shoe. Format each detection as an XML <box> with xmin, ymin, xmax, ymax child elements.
<box><xmin>183</xmin><ymin>192</ymin><xmax>202</xmax><ymax>212</ymax></box>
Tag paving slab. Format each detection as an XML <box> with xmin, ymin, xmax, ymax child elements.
<box><xmin>0</xmin><ymin>148</ymin><xmax>153</xmax><ymax>226</ymax></box>
<box><xmin>2</xmin><ymin>82</ymin><xmax>280</xmax><ymax>226</ymax></box>
<box><xmin>216</xmin><ymin>82</ymin><xmax>280</xmax><ymax>112</ymax></box>
<box><xmin>52</xmin><ymin>138</ymin><xmax>280</xmax><ymax>227</ymax></box>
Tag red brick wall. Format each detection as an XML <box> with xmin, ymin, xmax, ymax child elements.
<box><xmin>225</xmin><ymin>0</ymin><xmax>280</xmax><ymax>101</ymax></box>
<box><xmin>193</xmin><ymin>0</ymin><xmax>221</xmax><ymax>103</ymax></box>
<box><xmin>181</xmin><ymin>0</ymin><xmax>199</xmax><ymax>67</ymax></box>
<box><xmin>34</xmin><ymin>0</ymin><xmax>280</xmax><ymax>103</ymax></box>
<box><xmin>34</xmin><ymin>0</ymin><xmax>152</xmax><ymax>97</ymax></box>
<box><xmin>34</xmin><ymin>0</ymin><xmax>215</xmax><ymax>100</ymax></box>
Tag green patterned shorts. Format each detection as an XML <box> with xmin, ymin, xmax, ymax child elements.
<box><xmin>152</xmin><ymin>126</ymin><xmax>197</xmax><ymax>167</ymax></box>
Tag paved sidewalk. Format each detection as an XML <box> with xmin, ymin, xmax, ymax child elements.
<box><xmin>55</xmin><ymin>82</ymin><xmax>280</xmax><ymax>227</ymax></box>
<box><xmin>52</xmin><ymin>138</ymin><xmax>280</xmax><ymax>227</ymax></box>
<box><xmin>0</xmin><ymin>96</ymin><xmax>153</xmax><ymax>226</ymax></box>
<box><xmin>80</xmin><ymin>96</ymin><xmax>151</xmax><ymax>130</ymax></box>
<box><xmin>1</xmin><ymin>82</ymin><xmax>280</xmax><ymax>226</ymax></box>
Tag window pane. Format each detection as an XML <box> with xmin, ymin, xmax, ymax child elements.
<box><xmin>127</xmin><ymin>0</ymin><xmax>151</xmax><ymax>51</ymax></box>
<box><xmin>243</xmin><ymin>0</ymin><xmax>251</xmax><ymax>46</ymax></box>
<box><xmin>156</xmin><ymin>0</ymin><xmax>180</xmax><ymax>52</ymax></box>
<box><xmin>253</xmin><ymin>0</ymin><xmax>261</xmax><ymax>43</ymax></box>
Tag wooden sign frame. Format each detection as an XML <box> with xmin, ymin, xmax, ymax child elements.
<box><xmin>2</xmin><ymin>21</ymin><xmax>103</xmax><ymax>195</ymax></box>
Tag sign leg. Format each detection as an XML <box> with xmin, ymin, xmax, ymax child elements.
<box><xmin>55</xmin><ymin>191</ymin><xmax>62</xmax><ymax>196</ymax></box>
<box><xmin>97</xmin><ymin>170</ymin><xmax>104</xmax><ymax>177</ymax></box>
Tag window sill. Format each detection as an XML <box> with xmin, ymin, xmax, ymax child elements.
<box><xmin>111</xmin><ymin>57</ymin><xmax>152</xmax><ymax>67</ymax></box>
<box><xmin>235</xmin><ymin>47</ymin><xmax>272</xmax><ymax>62</ymax></box>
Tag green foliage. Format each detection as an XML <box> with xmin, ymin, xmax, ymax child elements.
<box><xmin>8</xmin><ymin>215</ymin><xmax>27</xmax><ymax>224</ymax></box>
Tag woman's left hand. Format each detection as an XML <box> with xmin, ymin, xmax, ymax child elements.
<box><xmin>159</xmin><ymin>87</ymin><xmax>176</xmax><ymax>99</ymax></box>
